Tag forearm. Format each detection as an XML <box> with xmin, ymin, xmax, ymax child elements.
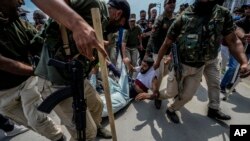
<box><xmin>139</xmin><ymin>35</ymin><xmax>142</xmax><ymax>46</ymax></box>
<box><xmin>156</xmin><ymin>38</ymin><xmax>171</xmax><ymax>64</ymax></box>
<box><xmin>229</xmin><ymin>39</ymin><xmax>248</xmax><ymax>64</ymax></box>
<box><xmin>32</xmin><ymin>0</ymin><xmax>88</xmax><ymax>32</ymax></box>
<box><xmin>0</xmin><ymin>55</ymin><xmax>33</xmax><ymax>76</ymax></box>
<box><xmin>226</xmin><ymin>34</ymin><xmax>248</xmax><ymax>65</ymax></box>
<box><xmin>122</xmin><ymin>43</ymin><xmax>127</xmax><ymax>58</ymax></box>
<box><xmin>152</xmin><ymin>78</ymin><xmax>159</xmax><ymax>93</ymax></box>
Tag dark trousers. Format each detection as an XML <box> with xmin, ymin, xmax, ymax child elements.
<box><xmin>0</xmin><ymin>114</ymin><xmax>14</xmax><ymax>132</ymax></box>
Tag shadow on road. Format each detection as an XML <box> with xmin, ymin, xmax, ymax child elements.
<box><xmin>132</xmin><ymin>101</ymin><xmax>229</xmax><ymax>141</ymax></box>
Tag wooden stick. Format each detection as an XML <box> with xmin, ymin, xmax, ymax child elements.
<box><xmin>91</xmin><ymin>8</ymin><xmax>117</xmax><ymax>141</ymax></box>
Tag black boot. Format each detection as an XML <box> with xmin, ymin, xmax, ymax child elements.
<box><xmin>154</xmin><ymin>99</ymin><xmax>162</xmax><ymax>109</ymax></box>
<box><xmin>166</xmin><ymin>109</ymin><xmax>180</xmax><ymax>124</ymax></box>
<box><xmin>207</xmin><ymin>108</ymin><xmax>231</xmax><ymax>120</ymax></box>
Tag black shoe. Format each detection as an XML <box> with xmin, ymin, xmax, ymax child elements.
<box><xmin>166</xmin><ymin>109</ymin><xmax>180</xmax><ymax>124</ymax></box>
<box><xmin>97</xmin><ymin>127</ymin><xmax>112</xmax><ymax>139</ymax></box>
<box><xmin>207</xmin><ymin>108</ymin><xmax>231</xmax><ymax>120</ymax></box>
<box><xmin>154</xmin><ymin>99</ymin><xmax>162</xmax><ymax>109</ymax></box>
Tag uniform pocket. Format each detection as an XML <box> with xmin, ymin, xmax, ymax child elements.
<box><xmin>184</xmin><ymin>34</ymin><xmax>199</xmax><ymax>62</ymax></box>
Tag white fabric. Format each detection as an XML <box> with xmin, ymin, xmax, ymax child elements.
<box><xmin>89</xmin><ymin>63</ymin><xmax>131</xmax><ymax>117</ymax></box>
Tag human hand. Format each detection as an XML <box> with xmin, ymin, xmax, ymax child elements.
<box><xmin>239</xmin><ymin>63</ymin><xmax>250</xmax><ymax>78</ymax></box>
<box><xmin>123</xmin><ymin>57</ymin><xmax>130</xmax><ymax>65</ymax></box>
<box><xmin>72</xmin><ymin>22</ymin><xmax>107</xmax><ymax>60</ymax></box>
<box><xmin>135</xmin><ymin>93</ymin><xmax>151</xmax><ymax>101</ymax></box>
<box><xmin>164</xmin><ymin>55</ymin><xmax>172</xmax><ymax>65</ymax></box>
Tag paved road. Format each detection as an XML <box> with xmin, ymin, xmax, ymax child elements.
<box><xmin>1</xmin><ymin>76</ymin><xmax>250</xmax><ymax>141</ymax></box>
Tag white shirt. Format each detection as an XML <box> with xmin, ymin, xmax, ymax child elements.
<box><xmin>135</xmin><ymin>67</ymin><xmax>157</xmax><ymax>89</ymax></box>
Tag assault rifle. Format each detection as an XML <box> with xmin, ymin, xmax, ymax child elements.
<box><xmin>171</xmin><ymin>43</ymin><xmax>183</xmax><ymax>100</ymax></box>
<box><xmin>38</xmin><ymin>58</ymin><xmax>86</xmax><ymax>141</ymax></box>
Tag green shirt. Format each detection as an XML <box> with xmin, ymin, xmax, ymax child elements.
<box><xmin>167</xmin><ymin>5</ymin><xmax>235</xmax><ymax>65</ymax></box>
<box><xmin>0</xmin><ymin>18</ymin><xmax>40</xmax><ymax>90</ymax></box>
<box><xmin>122</xmin><ymin>25</ymin><xmax>142</xmax><ymax>48</ymax></box>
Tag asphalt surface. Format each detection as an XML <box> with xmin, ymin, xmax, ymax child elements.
<box><xmin>1</xmin><ymin>76</ymin><xmax>250</xmax><ymax>141</ymax></box>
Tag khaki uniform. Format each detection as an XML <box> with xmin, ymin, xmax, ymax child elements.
<box><xmin>34</xmin><ymin>0</ymin><xmax>109</xmax><ymax>140</ymax></box>
<box><xmin>161</xmin><ymin>5</ymin><xmax>235</xmax><ymax>111</ymax></box>
<box><xmin>38</xmin><ymin>78</ymin><xmax>103</xmax><ymax>141</ymax></box>
<box><xmin>0</xmin><ymin>77</ymin><xmax>63</xmax><ymax>140</ymax></box>
<box><xmin>0</xmin><ymin>19</ymin><xmax>63</xmax><ymax>140</ymax></box>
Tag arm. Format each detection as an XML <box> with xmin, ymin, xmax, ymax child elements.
<box><xmin>121</xmin><ymin>30</ymin><xmax>128</xmax><ymax>58</ymax></box>
<box><xmin>122</xmin><ymin>42</ymin><xmax>127</xmax><ymax>59</ymax></box>
<box><xmin>154</xmin><ymin>37</ymin><xmax>174</xmax><ymax>69</ymax></box>
<box><xmin>138</xmin><ymin>27</ymin><xmax>143</xmax><ymax>50</ymax></box>
<box><xmin>123</xmin><ymin>57</ymin><xmax>136</xmax><ymax>72</ymax></box>
<box><xmin>135</xmin><ymin>77</ymin><xmax>159</xmax><ymax>101</ymax></box>
<box><xmin>153</xmin><ymin>15</ymin><xmax>181</xmax><ymax>69</ymax></box>
<box><xmin>224</xmin><ymin>32</ymin><xmax>250</xmax><ymax>77</ymax></box>
<box><xmin>138</xmin><ymin>34</ymin><xmax>143</xmax><ymax>50</ymax></box>
<box><xmin>235</xmin><ymin>27</ymin><xmax>250</xmax><ymax>44</ymax></box>
<box><xmin>32</xmin><ymin>0</ymin><xmax>106</xmax><ymax>60</ymax></box>
<box><xmin>151</xmin><ymin>77</ymin><xmax>159</xmax><ymax>94</ymax></box>
<box><xmin>224</xmin><ymin>32</ymin><xmax>248</xmax><ymax>65</ymax></box>
<box><xmin>0</xmin><ymin>55</ymin><xmax>33</xmax><ymax>76</ymax></box>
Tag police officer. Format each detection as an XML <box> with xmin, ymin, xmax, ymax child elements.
<box><xmin>0</xmin><ymin>0</ymin><xmax>65</xmax><ymax>140</ymax></box>
<box><xmin>122</xmin><ymin>13</ymin><xmax>142</xmax><ymax>78</ymax></box>
<box><xmin>32</xmin><ymin>0</ymin><xmax>130</xmax><ymax>140</ymax></box>
<box><xmin>137</xmin><ymin>0</ymin><xmax>250</xmax><ymax>124</ymax></box>
<box><xmin>146</xmin><ymin>0</ymin><xmax>176</xmax><ymax>109</ymax></box>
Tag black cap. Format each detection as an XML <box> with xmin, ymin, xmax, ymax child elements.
<box><xmin>108</xmin><ymin>0</ymin><xmax>130</xmax><ymax>29</ymax></box>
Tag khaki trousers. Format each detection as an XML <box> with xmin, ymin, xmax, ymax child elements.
<box><xmin>0</xmin><ymin>76</ymin><xmax>63</xmax><ymax>141</ymax></box>
<box><xmin>38</xmin><ymin>78</ymin><xmax>103</xmax><ymax>141</ymax></box>
<box><xmin>160</xmin><ymin>58</ymin><xmax>221</xmax><ymax>111</ymax></box>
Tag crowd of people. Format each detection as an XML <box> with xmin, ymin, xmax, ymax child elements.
<box><xmin>0</xmin><ymin>0</ymin><xmax>250</xmax><ymax>140</ymax></box>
